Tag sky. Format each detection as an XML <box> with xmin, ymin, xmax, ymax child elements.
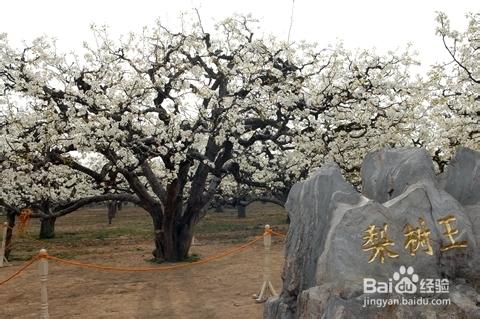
<box><xmin>0</xmin><ymin>0</ymin><xmax>479</xmax><ymax>67</ymax></box>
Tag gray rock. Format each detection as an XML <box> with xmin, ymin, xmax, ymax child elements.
<box><xmin>385</xmin><ymin>181</ymin><xmax>476</xmax><ymax>280</ymax></box>
<box><xmin>264</xmin><ymin>163</ymin><xmax>361</xmax><ymax>318</ymax></box>
<box><xmin>265</xmin><ymin>147</ymin><xmax>480</xmax><ymax>319</ymax></box>
<box><xmin>464</xmin><ymin>204</ymin><xmax>480</xmax><ymax>283</ymax></box>
<box><xmin>315</xmin><ymin>181</ymin><xmax>475</xmax><ymax>292</ymax></box>
<box><xmin>297</xmin><ymin>284</ymin><xmax>479</xmax><ymax>319</ymax></box>
<box><xmin>441</xmin><ymin>147</ymin><xmax>480</xmax><ymax>206</ymax></box>
<box><xmin>361</xmin><ymin>148</ymin><xmax>436</xmax><ymax>203</ymax></box>
<box><xmin>297</xmin><ymin>285</ymin><xmax>401</xmax><ymax>319</ymax></box>
<box><xmin>315</xmin><ymin>199</ymin><xmax>392</xmax><ymax>291</ymax></box>
<box><xmin>450</xmin><ymin>285</ymin><xmax>480</xmax><ymax>318</ymax></box>
<box><xmin>264</xmin><ymin>297</ymin><xmax>293</xmax><ymax>319</ymax></box>
<box><xmin>465</xmin><ymin>205</ymin><xmax>480</xmax><ymax>246</ymax></box>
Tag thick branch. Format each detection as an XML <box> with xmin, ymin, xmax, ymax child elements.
<box><xmin>30</xmin><ymin>193</ymin><xmax>141</xmax><ymax>219</ymax></box>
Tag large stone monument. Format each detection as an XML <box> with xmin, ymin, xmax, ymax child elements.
<box><xmin>265</xmin><ymin>147</ymin><xmax>480</xmax><ymax>318</ymax></box>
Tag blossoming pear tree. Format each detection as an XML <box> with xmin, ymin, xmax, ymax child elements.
<box><xmin>232</xmin><ymin>45</ymin><xmax>421</xmax><ymax>191</ymax></box>
<box><xmin>0</xmin><ymin>16</ymin><xmax>334</xmax><ymax>261</ymax></box>
<box><xmin>419</xmin><ymin>12</ymin><xmax>480</xmax><ymax>171</ymax></box>
<box><xmin>0</xmin><ymin>112</ymin><xmax>140</xmax><ymax>259</ymax></box>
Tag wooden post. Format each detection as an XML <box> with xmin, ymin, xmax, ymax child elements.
<box><xmin>254</xmin><ymin>224</ymin><xmax>277</xmax><ymax>303</ymax></box>
<box><xmin>39</xmin><ymin>249</ymin><xmax>49</xmax><ymax>319</ymax></box>
<box><xmin>0</xmin><ymin>222</ymin><xmax>10</xmax><ymax>267</ymax></box>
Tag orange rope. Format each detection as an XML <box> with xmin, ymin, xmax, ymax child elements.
<box><xmin>0</xmin><ymin>256</ymin><xmax>39</xmax><ymax>286</ymax></box>
<box><xmin>270</xmin><ymin>230</ymin><xmax>287</xmax><ymax>238</ymax></box>
<box><xmin>0</xmin><ymin>227</ymin><xmax>286</xmax><ymax>286</ymax></box>
<box><xmin>45</xmin><ymin>234</ymin><xmax>265</xmax><ymax>272</ymax></box>
<box><xmin>17</xmin><ymin>209</ymin><xmax>32</xmax><ymax>236</ymax></box>
<box><xmin>0</xmin><ymin>226</ymin><xmax>286</xmax><ymax>275</ymax></box>
<box><xmin>1</xmin><ymin>223</ymin><xmax>14</xmax><ymax>231</ymax></box>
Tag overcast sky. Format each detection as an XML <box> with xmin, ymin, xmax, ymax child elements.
<box><xmin>0</xmin><ymin>0</ymin><xmax>478</xmax><ymax>67</ymax></box>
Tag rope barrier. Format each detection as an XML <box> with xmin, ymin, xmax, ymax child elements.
<box><xmin>269</xmin><ymin>230</ymin><xmax>287</xmax><ymax>238</ymax></box>
<box><xmin>0</xmin><ymin>224</ymin><xmax>14</xmax><ymax>231</ymax></box>
<box><xmin>44</xmin><ymin>234</ymin><xmax>265</xmax><ymax>272</ymax></box>
<box><xmin>0</xmin><ymin>255</ymin><xmax>39</xmax><ymax>286</ymax></box>
<box><xmin>0</xmin><ymin>227</ymin><xmax>286</xmax><ymax>285</ymax></box>
<box><xmin>1</xmin><ymin>221</ymin><xmax>62</xmax><ymax>267</ymax></box>
<box><xmin>43</xmin><ymin>229</ymin><xmax>286</xmax><ymax>272</ymax></box>
<box><xmin>42</xmin><ymin>228</ymin><xmax>286</xmax><ymax>273</ymax></box>
<box><xmin>0</xmin><ymin>225</ymin><xmax>286</xmax><ymax>318</ymax></box>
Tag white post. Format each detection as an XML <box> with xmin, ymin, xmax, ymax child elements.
<box><xmin>0</xmin><ymin>222</ymin><xmax>9</xmax><ymax>267</ymax></box>
<box><xmin>254</xmin><ymin>224</ymin><xmax>277</xmax><ymax>303</ymax></box>
<box><xmin>39</xmin><ymin>249</ymin><xmax>49</xmax><ymax>319</ymax></box>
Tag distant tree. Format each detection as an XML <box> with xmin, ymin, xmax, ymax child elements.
<box><xmin>0</xmin><ymin>120</ymin><xmax>138</xmax><ymax>245</ymax></box>
<box><xmin>233</xmin><ymin>45</ymin><xmax>420</xmax><ymax>188</ymax></box>
<box><xmin>421</xmin><ymin>12</ymin><xmax>480</xmax><ymax>170</ymax></box>
<box><xmin>107</xmin><ymin>201</ymin><xmax>118</xmax><ymax>224</ymax></box>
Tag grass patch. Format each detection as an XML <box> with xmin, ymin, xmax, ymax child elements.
<box><xmin>5</xmin><ymin>202</ymin><xmax>288</xmax><ymax>260</ymax></box>
<box><xmin>54</xmin><ymin>250</ymin><xmax>87</xmax><ymax>260</ymax></box>
<box><xmin>183</xmin><ymin>253</ymin><xmax>200</xmax><ymax>262</ymax></box>
<box><xmin>196</xmin><ymin>222</ymin><xmax>254</xmax><ymax>234</ymax></box>
<box><xmin>41</xmin><ymin>226</ymin><xmax>152</xmax><ymax>243</ymax></box>
<box><xmin>8</xmin><ymin>253</ymin><xmax>36</xmax><ymax>262</ymax></box>
<box><xmin>92</xmin><ymin>227</ymin><xmax>150</xmax><ymax>240</ymax></box>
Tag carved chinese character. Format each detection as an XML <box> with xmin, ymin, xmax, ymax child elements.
<box><xmin>437</xmin><ymin>215</ymin><xmax>468</xmax><ymax>251</ymax></box>
<box><xmin>362</xmin><ymin>223</ymin><xmax>399</xmax><ymax>263</ymax></box>
<box><xmin>403</xmin><ymin>218</ymin><xmax>433</xmax><ymax>256</ymax></box>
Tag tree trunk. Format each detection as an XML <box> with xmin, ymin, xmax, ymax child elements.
<box><xmin>5</xmin><ymin>213</ymin><xmax>15</xmax><ymax>260</ymax></box>
<box><xmin>107</xmin><ymin>201</ymin><xmax>117</xmax><ymax>225</ymax></box>
<box><xmin>237</xmin><ymin>204</ymin><xmax>246</xmax><ymax>218</ymax></box>
<box><xmin>39</xmin><ymin>217</ymin><xmax>56</xmax><ymax>239</ymax></box>
<box><xmin>152</xmin><ymin>214</ymin><xmax>194</xmax><ymax>262</ymax></box>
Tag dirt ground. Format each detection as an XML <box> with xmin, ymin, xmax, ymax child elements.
<box><xmin>0</xmin><ymin>203</ymin><xmax>287</xmax><ymax>319</ymax></box>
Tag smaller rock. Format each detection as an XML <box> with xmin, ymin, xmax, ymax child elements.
<box><xmin>450</xmin><ymin>285</ymin><xmax>480</xmax><ymax>318</ymax></box>
<box><xmin>441</xmin><ymin>147</ymin><xmax>480</xmax><ymax>206</ymax></box>
<box><xmin>361</xmin><ymin>148</ymin><xmax>436</xmax><ymax>203</ymax></box>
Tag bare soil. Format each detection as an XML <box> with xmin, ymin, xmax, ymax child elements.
<box><xmin>0</xmin><ymin>203</ymin><xmax>287</xmax><ymax>319</ymax></box>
